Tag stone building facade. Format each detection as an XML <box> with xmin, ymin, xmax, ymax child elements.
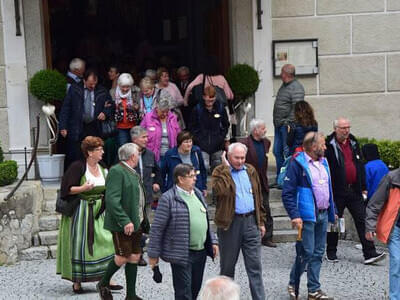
<box><xmin>0</xmin><ymin>0</ymin><xmax>399</xmax><ymax>175</ymax></box>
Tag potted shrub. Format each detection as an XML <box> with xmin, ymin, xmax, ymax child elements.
<box><xmin>0</xmin><ymin>142</ymin><xmax>18</xmax><ymax>187</ymax></box>
<box><xmin>29</xmin><ymin>69</ymin><xmax>67</xmax><ymax>182</ymax></box>
<box><xmin>226</xmin><ymin>64</ymin><xmax>260</xmax><ymax>135</ymax></box>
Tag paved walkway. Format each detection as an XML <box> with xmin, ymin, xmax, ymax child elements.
<box><xmin>0</xmin><ymin>241</ymin><xmax>388</xmax><ymax>300</ymax></box>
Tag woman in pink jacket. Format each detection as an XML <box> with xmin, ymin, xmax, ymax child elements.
<box><xmin>140</xmin><ymin>97</ymin><xmax>181</xmax><ymax>163</ymax></box>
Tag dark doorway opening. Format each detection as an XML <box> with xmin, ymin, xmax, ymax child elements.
<box><xmin>44</xmin><ymin>0</ymin><xmax>231</xmax><ymax>82</ymax></box>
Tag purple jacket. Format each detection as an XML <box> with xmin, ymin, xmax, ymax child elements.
<box><xmin>140</xmin><ymin>109</ymin><xmax>181</xmax><ymax>161</ymax></box>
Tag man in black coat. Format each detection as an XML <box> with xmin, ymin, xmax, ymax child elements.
<box><xmin>325</xmin><ymin>117</ymin><xmax>385</xmax><ymax>264</ymax></box>
<box><xmin>59</xmin><ymin>69</ymin><xmax>111</xmax><ymax>169</ymax></box>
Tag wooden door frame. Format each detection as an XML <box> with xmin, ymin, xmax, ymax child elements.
<box><xmin>42</xmin><ymin>0</ymin><xmax>52</xmax><ymax>68</ymax></box>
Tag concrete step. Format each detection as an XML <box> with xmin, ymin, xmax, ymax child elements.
<box><xmin>207</xmin><ymin>205</ymin><xmax>216</xmax><ymax>220</ymax></box>
<box><xmin>273</xmin><ymin>229</ymin><xmax>298</xmax><ymax>243</ymax></box>
<box><xmin>42</xmin><ymin>187</ymin><xmax>59</xmax><ymax>202</ymax></box>
<box><xmin>39</xmin><ymin>215</ymin><xmax>61</xmax><ymax>232</ymax></box>
<box><xmin>269</xmin><ymin>188</ymin><xmax>282</xmax><ymax>202</ymax></box>
<box><xmin>274</xmin><ymin>216</ymin><xmax>292</xmax><ymax>231</ymax></box>
<box><xmin>49</xmin><ymin>245</ymin><xmax>57</xmax><ymax>259</ymax></box>
<box><xmin>43</xmin><ymin>199</ymin><xmax>57</xmax><ymax>213</ymax></box>
<box><xmin>38</xmin><ymin>230</ymin><xmax>58</xmax><ymax>246</ymax></box>
<box><xmin>270</xmin><ymin>202</ymin><xmax>287</xmax><ymax>217</ymax></box>
<box><xmin>19</xmin><ymin>246</ymin><xmax>50</xmax><ymax>261</ymax></box>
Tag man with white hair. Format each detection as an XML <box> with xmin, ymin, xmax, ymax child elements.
<box><xmin>241</xmin><ymin>119</ymin><xmax>275</xmax><ymax>247</ymax></box>
<box><xmin>66</xmin><ymin>58</ymin><xmax>85</xmax><ymax>91</ymax></box>
<box><xmin>325</xmin><ymin>117</ymin><xmax>385</xmax><ymax>264</ymax></box>
<box><xmin>212</xmin><ymin>142</ymin><xmax>266</xmax><ymax>300</ymax></box>
<box><xmin>98</xmin><ymin>143</ymin><xmax>148</xmax><ymax>300</ymax></box>
<box><xmin>198</xmin><ymin>276</ymin><xmax>240</xmax><ymax>300</ymax></box>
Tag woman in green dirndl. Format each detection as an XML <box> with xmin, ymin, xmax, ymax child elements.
<box><xmin>56</xmin><ymin>136</ymin><xmax>122</xmax><ymax>293</ymax></box>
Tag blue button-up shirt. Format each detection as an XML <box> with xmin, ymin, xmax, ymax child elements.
<box><xmin>230</xmin><ymin>165</ymin><xmax>255</xmax><ymax>214</ymax></box>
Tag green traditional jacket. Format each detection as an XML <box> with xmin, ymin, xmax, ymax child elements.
<box><xmin>104</xmin><ymin>162</ymin><xmax>143</xmax><ymax>232</ymax></box>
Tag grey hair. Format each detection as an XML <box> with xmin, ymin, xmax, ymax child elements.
<box><xmin>118</xmin><ymin>143</ymin><xmax>139</xmax><ymax>161</ymax></box>
<box><xmin>118</xmin><ymin>73</ymin><xmax>134</xmax><ymax>87</ymax></box>
<box><xmin>249</xmin><ymin>118</ymin><xmax>266</xmax><ymax>134</ymax></box>
<box><xmin>130</xmin><ymin>126</ymin><xmax>147</xmax><ymax>140</ymax></box>
<box><xmin>177</xmin><ymin>66</ymin><xmax>190</xmax><ymax>75</ymax></box>
<box><xmin>145</xmin><ymin>69</ymin><xmax>157</xmax><ymax>79</ymax></box>
<box><xmin>140</xmin><ymin>76</ymin><xmax>155</xmax><ymax>90</ymax></box>
<box><xmin>282</xmin><ymin>64</ymin><xmax>295</xmax><ymax>76</ymax></box>
<box><xmin>227</xmin><ymin>142</ymin><xmax>248</xmax><ymax>155</ymax></box>
<box><xmin>198</xmin><ymin>276</ymin><xmax>240</xmax><ymax>300</ymax></box>
<box><xmin>303</xmin><ymin>131</ymin><xmax>325</xmax><ymax>151</ymax></box>
<box><xmin>156</xmin><ymin>97</ymin><xmax>171</xmax><ymax>110</ymax></box>
<box><xmin>69</xmin><ymin>58</ymin><xmax>85</xmax><ymax>71</ymax></box>
<box><xmin>333</xmin><ymin>117</ymin><xmax>350</xmax><ymax>129</ymax></box>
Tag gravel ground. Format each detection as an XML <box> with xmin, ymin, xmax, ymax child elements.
<box><xmin>0</xmin><ymin>241</ymin><xmax>388</xmax><ymax>300</ymax></box>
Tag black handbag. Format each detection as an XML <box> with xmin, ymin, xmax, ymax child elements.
<box><xmin>101</xmin><ymin>119</ymin><xmax>117</xmax><ymax>139</ymax></box>
<box><xmin>55</xmin><ymin>190</ymin><xmax>80</xmax><ymax>217</ymax></box>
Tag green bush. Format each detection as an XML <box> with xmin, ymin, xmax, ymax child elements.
<box><xmin>29</xmin><ymin>69</ymin><xmax>67</xmax><ymax>104</ymax></box>
<box><xmin>358</xmin><ymin>137</ymin><xmax>400</xmax><ymax>169</ymax></box>
<box><xmin>0</xmin><ymin>160</ymin><xmax>18</xmax><ymax>186</ymax></box>
<box><xmin>226</xmin><ymin>64</ymin><xmax>260</xmax><ymax>100</ymax></box>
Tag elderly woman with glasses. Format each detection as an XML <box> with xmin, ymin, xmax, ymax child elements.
<box><xmin>140</xmin><ymin>97</ymin><xmax>181</xmax><ymax>163</ymax></box>
<box><xmin>56</xmin><ymin>136</ymin><xmax>122</xmax><ymax>294</ymax></box>
<box><xmin>148</xmin><ymin>163</ymin><xmax>218</xmax><ymax>300</ymax></box>
<box><xmin>161</xmin><ymin>131</ymin><xmax>207</xmax><ymax>196</ymax></box>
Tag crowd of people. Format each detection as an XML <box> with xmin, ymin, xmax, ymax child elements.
<box><xmin>54</xmin><ymin>58</ymin><xmax>400</xmax><ymax>300</ymax></box>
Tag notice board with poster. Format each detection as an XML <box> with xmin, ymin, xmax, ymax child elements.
<box><xmin>272</xmin><ymin>39</ymin><xmax>318</xmax><ymax>77</ymax></box>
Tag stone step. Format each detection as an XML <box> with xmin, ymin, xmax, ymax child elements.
<box><xmin>269</xmin><ymin>188</ymin><xmax>282</xmax><ymax>202</ymax></box>
<box><xmin>43</xmin><ymin>199</ymin><xmax>57</xmax><ymax>213</ymax></box>
<box><xmin>38</xmin><ymin>230</ymin><xmax>58</xmax><ymax>246</ymax></box>
<box><xmin>39</xmin><ymin>215</ymin><xmax>61</xmax><ymax>232</ymax></box>
<box><xmin>49</xmin><ymin>245</ymin><xmax>57</xmax><ymax>259</ymax></box>
<box><xmin>19</xmin><ymin>246</ymin><xmax>50</xmax><ymax>261</ymax></box>
<box><xmin>270</xmin><ymin>202</ymin><xmax>287</xmax><ymax>217</ymax></box>
<box><xmin>42</xmin><ymin>187</ymin><xmax>59</xmax><ymax>202</ymax></box>
<box><xmin>274</xmin><ymin>216</ymin><xmax>292</xmax><ymax>231</ymax></box>
<box><xmin>273</xmin><ymin>229</ymin><xmax>298</xmax><ymax>243</ymax></box>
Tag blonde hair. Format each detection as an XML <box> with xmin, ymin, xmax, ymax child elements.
<box><xmin>140</xmin><ymin>76</ymin><xmax>154</xmax><ymax>90</ymax></box>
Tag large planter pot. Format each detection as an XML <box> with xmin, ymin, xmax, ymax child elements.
<box><xmin>37</xmin><ymin>154</ymin><xmax>65</xmax><ymax>182</ymax></box>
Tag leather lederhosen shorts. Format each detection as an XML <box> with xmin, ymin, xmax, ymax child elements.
<box><xmin>112</xmin><ymin>230</ymin><xmax>142</xmax><ymax>257</ymax></box>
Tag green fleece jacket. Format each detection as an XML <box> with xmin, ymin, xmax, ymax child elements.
<box><xmin>104</xmin><ymin>163</ymin><xmax>143</xmax><ymax>232</ymax></box>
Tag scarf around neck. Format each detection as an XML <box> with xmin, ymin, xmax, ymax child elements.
<box><xmin>115</xmin><ymin>86</ymin><xmax>133</xmax><ymax>106</ymax></box>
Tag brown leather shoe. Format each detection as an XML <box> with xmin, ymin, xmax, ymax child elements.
<box><xmin>262</xmin><ymin>240</ymin><xmax>277</xmax><ymax>248</ymax></box>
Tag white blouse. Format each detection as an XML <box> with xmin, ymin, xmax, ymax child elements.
<box><xmin>85</xmin><ymin>164</ymin><xmax>107</xmax><ymax>187</ymax></box>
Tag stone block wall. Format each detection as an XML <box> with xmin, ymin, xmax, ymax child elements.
<box><xmin>0</xmin><ymin>5</ymin><xmax>7</xmax><ymax>152</ymax></box>
<box><xmin>271</xmin><ymin>0</ymin><xmax>400</xmax><ymax>140</ymax></box>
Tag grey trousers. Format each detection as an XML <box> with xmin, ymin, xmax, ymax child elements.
<box><xmin>218</xmin><ymin>215</ymin><xmax>266</xmax><ymax>300</ymax></box>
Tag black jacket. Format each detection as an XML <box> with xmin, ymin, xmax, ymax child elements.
<box><xmin>59</xmin><ymin>82</ymin><xmax>112</xmax><ymax>141</ymax></box>
<box><xmin>189</xmin><ymin>101</ymin><xmax>229</xmax><ymax>155</ymax></box>
<box><xmin>325</xmin><ymin>133</ymin><xmax>366</xmax><ymax>198</ymax></box>
<box><xmin>134</xmin><ymin>148</ymin><xmax>162</xmax><ymax>204</ymax></box>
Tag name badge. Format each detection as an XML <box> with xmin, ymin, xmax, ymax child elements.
<box><xmin>319</xmin><ymin>179</ymin><xmax>325</xmax><ymax>185</ymax></box>
<box><xmin>149</xmin><ymin>127</ymin><xmax>156</xmax><ymax>131</ymax></box>
<box><xmin>249</xmin><ymin>188</ymin><xmax>253</xmax><ymax>194</ymax></box>
<box><xmin>196</xmin><ymin>170</ymin><xmax>200</xmax><ymax>175</ymax></box>
<box><xmin>214</xmin><ymin>114</ymin><xmax>220</xmax><ymax>118</ymax></box>
<box><xmin>200</xmin><ymin>206</ymin><xmax>207</xmax><ymax>213</ymax></box>
<box><xmin>151</xmin><ymin>173</ymin><xmax>155</xmax><ymax>177</ymax></box>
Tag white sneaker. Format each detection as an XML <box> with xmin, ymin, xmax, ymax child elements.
<box><xmin>354</xmin><ymin>243</ymin><xmax>362</xmax><ymax>250</ymax></box>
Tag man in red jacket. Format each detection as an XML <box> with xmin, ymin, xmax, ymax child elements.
<box><xmin>241</xmin><ymin>119</ymin><xmax>275</xmax><ymax>247</ymax></box>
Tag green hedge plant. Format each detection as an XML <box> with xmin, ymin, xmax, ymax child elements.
<box><xmin>29</xmin><ymin>69</ymin><xmax>67</xmax><ymax>104</ymax></box>
<box><xmin>226</xmin><ymin>64</ymin><xmax>260</xmax><ymax>101</ymax></box>
<box><xmin>358</xmin><ymin>137</ymin><xmax>400</xmax><ymax>169</ymax></box>
<box><xmin>0</xmin><ymin>160</ymin><xmax>18</xmax><ymax>186</ymax></box>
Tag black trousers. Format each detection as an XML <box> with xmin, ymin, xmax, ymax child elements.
<box><xmin>261</xmin><ymin>188</ymin><xmax>274</xmax><ymax>241</ymax></box>
<box><xmin>326</xmin><ymin>187</ymin><xmax>377</xmax><ymax>259</ymax></box>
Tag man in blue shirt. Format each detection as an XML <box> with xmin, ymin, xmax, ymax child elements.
<box><xmin>212</xmin><ymin>143</ymin><xmax>266</xmax><ymax>300</ymax></box>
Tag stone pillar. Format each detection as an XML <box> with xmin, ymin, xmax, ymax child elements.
<box><xmin>0</xmin><ymin>0</ymin><xmax>31</xmax><ymax>176</ymax></box>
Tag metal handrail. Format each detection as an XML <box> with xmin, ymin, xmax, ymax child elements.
<box><xmin>5</xmin><ymin>115</ymin><xmax>40</xmax><ymax>201</ymax></box>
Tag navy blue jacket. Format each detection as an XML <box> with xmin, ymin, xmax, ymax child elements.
<box><xmin>147</xmin><ymin>186</ymin><xmax>217</xmax><ymax>266</ymax></box>
<box><xmin>287</xmin><ymin>123</ymin><xmax>318</xmax><ymax>154</ymax></box>
<box><xmin>59</xmin><ymin>82</ymin><xmax>111</xmax><ymax>141</ymax></box>
<box><xmin>161</xmin><ymin>145</ymin><xmax>207</xmax><ymax>192</ymax></box>
<box><xmin>282</xmin><ymin>151</ymin><xmax>336</xmax><ymax>223</ymax></box>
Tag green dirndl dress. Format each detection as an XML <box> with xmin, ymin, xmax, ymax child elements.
<box><xmin>56</xmin><ymin>169</ymin><xmax>115</xmax><ymax>282</ymax></box>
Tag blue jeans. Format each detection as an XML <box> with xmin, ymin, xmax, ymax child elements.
<box><xmin>170</xmin><ymin>249</ymin><xmax>207</xmax><ymax>300</ymax></box>
<box><xmin>273</xmin><ymin>125</ymin><xmax>290</xmax><ymax>176</ymax></box>
<box><xmin>289</xmin><ymin>210</ymin><xmax>328</xmax><ymax>292</ymax></box>
<box><xmin>117</xmin><ymin>128</ymin><xmax>131</xmax><ymax>148</ymax></box>
<box><xmin>389</xmin><ymin>225</ymin><xmax>400</xmax><ymax>300</ymax></box>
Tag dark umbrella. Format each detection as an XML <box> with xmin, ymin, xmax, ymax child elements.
<box><xmin>294</xmin><ymin>224</ymin><xmax>303</xmax><ymax>298</ymax></box>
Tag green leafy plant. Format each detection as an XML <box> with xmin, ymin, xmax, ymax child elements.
<box><xmin>226</xmin><ymin>64</ymin><xmax>260</xmax><ymax>101</ymax></box>
<box><xmin>29</xmin><ymin>69</ymin><xmax>67</xmax><ymax>104</ymax></box>
<box><xmin>0</xmin><ymin>160</ymin><xmax>18</xmax><ymax>186</ymax></box>
<box><xmin>358</xmin><ymin>137</ymin><xmax>400</xmax><ymax>169</ymax></box>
